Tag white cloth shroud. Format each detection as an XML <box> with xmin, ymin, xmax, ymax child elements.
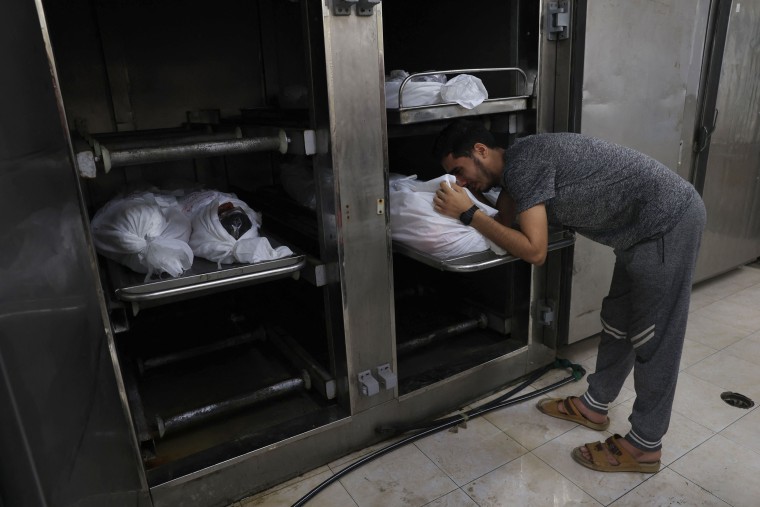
<box><xmin>385</xmin><ymin>70</ymin><xmax>487</xmax><ymax>109</ymax></box>
<box><xmin>178</xmin><ymin>190</ymin><xmax>293</xmax><ymax>266</ymax></box>
<box><xmin>385</xmin><ymin>80</ymin><xmax>444</xmax><ymax>109</ymax></box>
<box><xmin>91</xmin><ymin>191</ymin><xmax>194</xmax><ymax>279</ymax></box>
<box><xmin>389</xmin><ymin>174</ymin><xmax>506</xmax><ymax>258</ymax></box>
<box><xmin>440</xmin><ymin>74</ymin><xmax>488</xmax><ymax>109</ymax></box>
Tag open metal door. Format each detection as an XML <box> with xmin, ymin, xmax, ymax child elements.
<box><xmin>692</xmin><ymin>0</ymin><xmax>760</xmax><ymax>281</ymax></box>
<box><xmin>0</xmin><ymin>0</ymin><xmax>149</xmax><ymax>505</ymax></box>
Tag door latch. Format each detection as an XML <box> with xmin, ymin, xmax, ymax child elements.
<box><xmin>695</xmin><ymin>108</ymin><xmax>719</xmax><ymax>153</ymax></box>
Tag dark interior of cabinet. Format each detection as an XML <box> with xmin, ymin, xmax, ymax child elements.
<box><xmin>393</xmin><ymin>255</ymin><xmax>532</xmax><ymax>395</ymax></box>
<box><xmin>41</xmin><ymin>0</ymin><xmax>348</xmax><ymax>485</ymax></box>
<box><xmin>381</xmin><ymin>0</ymin><xmax>541</xmax><ymax>394</ymax></box>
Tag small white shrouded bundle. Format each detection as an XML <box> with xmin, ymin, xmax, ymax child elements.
<box><xmin>384</xmin><ymin>70</ymin><xmax>488</xmax><ymax>109</ymax></box>
<box><xmin>91</xmin><ymin>192</ymin><xmax>193</xmax><ymax>279</ymax></box>
<box><xmin>384</xmin><ymin>69</ymin><xmax>446</xmax><ymax>109</ymax></box>
<box><xmin>179</xmin><ymin>190</ymin><xmax>293</xmax><ymax>267</ymax></box>
<box><xmin>389</xmin><ymin>174</ymin><xmax>506</xmax><ymax>259</ymax></box>
<box><xmin>440</xmin><ymin>74</ymin><xmax>488</xmax><ymax>109</ymax></box>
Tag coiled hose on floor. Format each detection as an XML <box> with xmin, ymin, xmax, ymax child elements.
<box><xmin>290</xmin><ymin>358</ymin><xmax>585</xmax><ymax>507</ymax></box>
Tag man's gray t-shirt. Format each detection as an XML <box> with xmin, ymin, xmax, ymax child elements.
<box><xmin>501</xmin><ymin>133</ymin><xmax>697</xmax><ymax>250</ymax></box>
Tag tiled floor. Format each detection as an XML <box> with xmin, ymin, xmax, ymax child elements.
<box><xmin>235</xmin><ymin>264</ymin><xmax>760</xmax><ymax>507</ymax></box>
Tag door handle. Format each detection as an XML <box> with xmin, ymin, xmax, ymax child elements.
<box><xmin>696</xmin><ymin>108</ymin><xmax>719</xmax><ymax>153</ymax></box>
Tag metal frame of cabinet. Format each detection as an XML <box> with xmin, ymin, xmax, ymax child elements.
<box><xmin>0</xmin><ymin>1</ymin><xmax>579</xmax><ymax>505</ymax></box>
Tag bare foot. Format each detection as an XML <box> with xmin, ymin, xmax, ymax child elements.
<box><xmin>578</xmin><ymin>437</ymin><xmax>662</xmax><ymax>465</ymax></box>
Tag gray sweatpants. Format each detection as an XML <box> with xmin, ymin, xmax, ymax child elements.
<box><xmin>579</xmin><ymin>194</ymin><xmax>706</xmax><ymax>452</ymax></box>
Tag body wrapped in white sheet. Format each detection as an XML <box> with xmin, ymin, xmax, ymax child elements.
<box><xmin>91</xmin><ymin>191</ymin><xmax>193</xmax><ymax>279</ymax></box>
<box><xmin>178</xmin><ymin>190</ymin><xmax>293</xmax><ymax>266</ymax></box>
<box><xmin>389</xmin><ymin>175</ymin><xmax>506</xmax><ymax>258</ymax></box>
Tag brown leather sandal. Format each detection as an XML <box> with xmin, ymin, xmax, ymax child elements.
<box><xmin>572</xmin><ymin>434</ymin><xmax>661</xmax><ymax>473</ymax></box>
<box><xmin>536</xmin><ymin>396</ymin><xmax>610</xmax><ymax>431</ymax></box>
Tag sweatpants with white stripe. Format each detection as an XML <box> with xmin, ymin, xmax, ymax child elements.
<box><xmin>579</xmin><ymin>195</ymin><xmax>706</xmax><ymax>452</ymax></box>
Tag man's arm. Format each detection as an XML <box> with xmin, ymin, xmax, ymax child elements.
<box><xmin>495</xmin><ymin>190</ymin><xmax>516</xmax><ymax>227</ymax></box>
<box><xmin>470</xmin><ymin>203</ymin><xmax>548</xmax><ymax>265</ymax></box>
<box><xmin>433</xmin><ymin>182</ymin><xmax>548</xmax><ymax>265</ymax></box>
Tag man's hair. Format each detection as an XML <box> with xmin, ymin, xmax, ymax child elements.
<box><xmin>432</xmin><ymin>120</ymin><xmax>498</xmax><ymax>161</ymax></box>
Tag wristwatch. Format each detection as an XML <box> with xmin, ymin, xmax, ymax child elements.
<box><xmin>459</xmin><ymin>205</ymin><xmax>479</xmax><ymax>226</ymax></box>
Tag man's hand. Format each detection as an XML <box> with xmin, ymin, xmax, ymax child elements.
<box><xmin>433</xmin><ymin>181</ymin><xmax>474</xmax><ymax>219</ymax></box>
<box><xmin>433</xmin><ymin>181</ymin><xmax>548</xmax><ymax>265</ymax></box>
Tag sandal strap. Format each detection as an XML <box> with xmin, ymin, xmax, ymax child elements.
<box><xmin>605</xmin><ymin>434</ymin><xmax>639</xmax><ymax>466</ymax></box>
<box><xmin>585</xmin><ymin>440</ymin><xmax>609</xmax><ymax>466</ymax></box>
<box><xmin>563</xmin><ymin>397</ymin><xmax>579</xmax><ymax>417</ymax></box>
<box><xmin>584</xmin><ymin>435</ymin><xmax>640</xmax><ymax>468</ymax></box>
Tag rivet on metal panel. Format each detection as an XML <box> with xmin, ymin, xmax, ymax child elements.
<box><xmin>377</xmin><ymin>198</ymin><xmax>384</xmax><ymax>215</ymax></box>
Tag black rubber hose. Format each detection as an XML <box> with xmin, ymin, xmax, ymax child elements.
<box><xmin>377</xmin><ymin>359</ymin><xmax>581</xmax><ymax>435</ymax></box>
<box><xmin>290</xmin><ymin>359</ymin><xmax>585</xmax><ymax>507</ymax></box>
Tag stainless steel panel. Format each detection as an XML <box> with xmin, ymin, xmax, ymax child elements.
<box><xmin>568</xmin><ymin>0</ymin><xmax>711</xmax><ymax>343</ymax></box>
<box><xmin>582</xmin><ymin>0</ymin><xmax>707</xmax><ymax>168</ymax></box>
<box><xmin>0</xmin><ymin>0</ymin><xmax>148</xmax><ymax>504</ymax></box>
<box><xmin>694</xmin><ymin>0</ymin><xmax>760</xmax><ymax>281</ymax></box>
<box><xmin>322</xmin><ymin>4</ymin><xmax>397</xmax><ymax>413</ymax></box>
<box><xmin>537</xmin><ymin>0</ymin><xmax>576</xmax><ymax>132</ymax></box>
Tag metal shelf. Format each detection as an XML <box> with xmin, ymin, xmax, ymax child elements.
<box><xmin>108</xmin><ymin>237</ymin><xmax>305</xmax><ymax>306</ymax></box>
<box><xmin>393</xmin><ymin>227</ymin><xmax>574</xmax><ymax>272</ymax></box>
<box><xmin>387</xmin><ymin>97</ymin><xmax>533</xmax><ymax>125</ymax></box>
<box><xmin>386</xmin><ymin>67</ymin><xmax>534</xmax><ymax>125</ymax></box>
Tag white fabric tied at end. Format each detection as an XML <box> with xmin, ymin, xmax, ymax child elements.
<box><xmin>91</xmin><ymin>192</ymin><xmax>194</xmax><ymax>279</ymax></box>
<box><xmin>440</xmin><ymin>74</ymin><xmax>488</xmax><ymax>109</ymax></box>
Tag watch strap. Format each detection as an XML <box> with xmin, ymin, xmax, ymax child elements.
<box><xmin>459</xmin><ymin>204</ymin><xmax>479</xmax><ymax>226</ymax></box>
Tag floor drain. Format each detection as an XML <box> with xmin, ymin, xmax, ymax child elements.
<box><xmin>720</xmin><ymin>392</ymin><xmax>755</xmax><ymax>409</ymax></box>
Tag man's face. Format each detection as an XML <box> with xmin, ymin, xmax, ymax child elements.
<box><xmin>442</xmin><ymin>152</ymin><xmax>494</xmax><ymax>193</ymax></box>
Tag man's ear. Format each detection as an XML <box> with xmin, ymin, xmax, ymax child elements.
<box><xmin>473</xmin><ymin>142</ymin><xmax>488</xmax><ymax>158</ymax></box>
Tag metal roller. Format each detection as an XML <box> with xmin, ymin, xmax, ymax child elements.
<box><xmin>155</xmin><ymin>373</ymin><xmax>309</xmax><ymax>438</ymax></box>
<box><xmin>397</xmin><ymin>313</ymin><xmax>488</xmax><ymax>356</ymax></box>
<box><xmin>100</xmin><ymin>130</ymin><xmax>289</xmax><ymax>172</ymax></box>
<box><xmin>137</xmin><ymin>330</ymin><xmax>263</xmax><ymax>374</ymax></box>
<box><xmin>93</xmin><ymin>127</ymin><xmax>242</xmax><ymax>153</ymax></box>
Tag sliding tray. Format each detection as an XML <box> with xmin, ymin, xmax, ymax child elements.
<box><xmin>386</xmin><ymin>67</ymin><xmax>534</xmax><ymax>125</ymax></box>
<box><xmin>109</xmin><ymin>237</ymin><xmax>305</xmax><ymax>307</ymax></box>
<box><xmin>393</xmin><ymin>227</ymin><xmax>574</xmax><ymax>273</ymax></box>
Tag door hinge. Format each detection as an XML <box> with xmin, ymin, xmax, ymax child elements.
<box><xmin>546</xmin><ymin>1</ymin><xmax>571</xmax><ymax>40</ymax></box>
<box><xmin>330</xmin><ymin>0</ymin><xmax>380</xmax><ymax>16</ymax></box>
<box><xmin>537</xmin><ymin>300</ymin><xmax>556</xmax><ymax>326</ymax></box>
